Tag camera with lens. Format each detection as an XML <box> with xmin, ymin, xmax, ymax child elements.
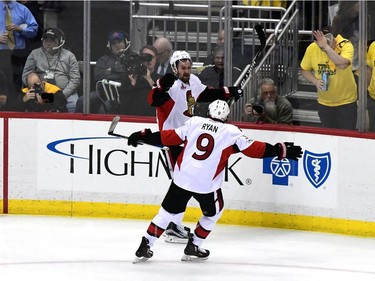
<box><xmin>33</xmin><ymin>83</ymin><xmax>54</xmax><ymax>103</ymax></box>
<box><xmin>119</xmin><ymin>52</ymin><xmax>153</xmax><ymax>76</ymax></box>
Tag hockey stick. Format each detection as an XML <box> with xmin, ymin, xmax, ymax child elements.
<box><xmin>229</xmin><ymin>24</ymin><xmax>267</xmax><ymax>107</ymax></box>
<box><xmin>108</xmin><ymin>115</ymin><xmax>169</xmax><ymax>150</ymax></box>
<box><xmin>107</xmin><ymin>115</ymin><xmax>174</xmax><ymax>178</ymax></box>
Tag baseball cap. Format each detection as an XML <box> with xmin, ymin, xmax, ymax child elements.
<box><xmin>43</xmin><ymin>28</ymin><xmax>63</xmax><ymax>40</ymax></box>
<box><xmin>108</xmin><ymin>31</ymin><xmax>127</xmax><ymax>42</ymax></box>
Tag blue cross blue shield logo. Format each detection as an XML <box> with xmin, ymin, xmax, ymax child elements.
<box><xmin>303</xmin><ymin>150</ymin><xmax>331</xmax><ymax>188</ymax></box>
<box><xmin>263</xmin><ymin>157</ymin><xmax>299</xmax><ymax>186</ymax></box>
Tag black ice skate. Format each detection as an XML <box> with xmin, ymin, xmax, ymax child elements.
<box><xmin>163</xmin><ymin>222</ymin><xmax>190</xmax><ymax>244</ymax></box>
<box><xmin>133</xmin><ymin>236</ymin><xmax>153</xmax><ymax>263</ymax></box>
<box><xmin>181</xmin><ymin>233</ymin><xmax>210</xmax><ymax>261</ymax></box>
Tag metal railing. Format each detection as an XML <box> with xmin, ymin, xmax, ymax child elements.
<box><xmin>130</xmin><ymin>1</ymin><xmax>300</xmax><ymax>118</ymax></box>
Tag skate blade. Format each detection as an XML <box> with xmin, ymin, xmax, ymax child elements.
<box><xmin>164</xmin><ymin>236</ymin><xmax>188</xmax><ymax>244</ymax></box>
<box><xmin>181</xmin><ymin>254</ymin><xmax>208</xmax><ymax>262</ymax></box>
<box><xmin>132</xmin><ymin>256</ymin><xmax>150</xmax><ymax>264</ymax></box>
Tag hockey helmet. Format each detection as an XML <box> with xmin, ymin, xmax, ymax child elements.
<box><xmin>208</xmin><ymin>100</ymin><xmax>230</xmax><ymax>122</ymax></box>
<box><xmin>170</xmin><ymin>50</ymin><xmax>191</xmax><ymax>73</ymax></box>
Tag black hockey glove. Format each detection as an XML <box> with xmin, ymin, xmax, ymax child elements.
<box><xmin>277</xmin><ymin>142</ymin><xmax>303</xmax><ymax>160</ymax></box>
<box><xmin>156</xmin><ymin>73</ymin><xmax>177</xmax><ymax>91</ymax></box>
<box><xmin>227</xmin><ymin>86</ymin><xmax>243</xmax><ymax>101</ymax></box>
<box><xmin>127</xmin><ymin>128</ymin><xmax>151</xmax><ymax>147</ymax></box>
<box><xmin>263</xmin><ymin>142</ymin><xmax>303</xmax><ymax>160</ymax></box>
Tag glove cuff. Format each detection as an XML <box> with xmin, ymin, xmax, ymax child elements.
<box><xmin>223</xmin><ymin>86</ymin><xmax>230</xmax><ymax>98</ymax></box>
<box><xmin>141</xmin><ymin>128</ymin><xmax>151</xmax><ymax>137</ymax></box>
<box><xmin>277</xmin><ymin>142</ymin><xmax>287</xmax><ymax>159</ymax></box>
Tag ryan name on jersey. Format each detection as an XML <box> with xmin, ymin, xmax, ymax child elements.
<box><xmin>201</xmin><ymin>123</ymin><xmax>218</xmax><ymax>133</ymax></box>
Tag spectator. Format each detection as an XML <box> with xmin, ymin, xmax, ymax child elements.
<box><xmin>203</xmin><ymin>29</ymin><xmax>249</xmax><ymax>70</ymax></box>
<box><xmin>198</xmin><ymin>46</ymin><xmax>242</xmax><ymax>88</ymax></box>
<box><xmin>0</xmin><ymin>0</ymin><xmax>38</xmax><ymax>107</ymax></box>
<box><xmin>119</xmin><ymin>44</ymin><xmax>161</xmax><ymax>116</ymax></box>
<box><xmin>131</xmin><ymin>99</ymin><xmax>303</xmax><ymax>262</ymax></box>
<box><xmin>75</xmin><ymin>30</ymin><xmax>131</xmax><ymax>113</ymax></box>
<box><xmin>153</xmin><ymin>37</ymin><xmax>173</xmax><ymax>75</ymax></box>
<box><xmin>367</xmin><ymin>41</ymin><xmax>375</xmax><ymax>132</ymax></box>
<box><xmin>22</xmin><ymin>27</ymin><xmax>80</xmax><ymax>113</ymax></box>
<box><xmin>332</xmin><ymin>1</ymin><xmax>359</xmax><ymax>74</ymax></box>
<box><xmin>241</xmin><ymin>78</ymin><xmax>293</xmax><ymax>125</ymax></box>
<box><xmin>16</xmin><ymin>72</ymin><xmax>67</xmax><ymax>112</ymax></box>
<box><xmin>300</xmin><ymin>28</ymin><xmax>357</xmax><ymax>130</ymax></box>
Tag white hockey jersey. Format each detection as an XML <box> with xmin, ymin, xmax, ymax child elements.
<box><xmin>156</xmin><ymin>74</ymin><xmax>207</xmax><ymax>130</ymax></box>
<box><xmin>161</xmin><ymin>116</ymin><xmax>266</xmax><ymax>194</ymax></box>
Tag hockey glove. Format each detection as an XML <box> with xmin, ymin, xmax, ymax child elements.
<box><xmin>277</xmin><ymin>142</ymin><xmax>303</xmax><ymax>160</ymax></box>
<box><xmin>156</xmin><ymin>73</ymin><xmax>177</xmax><ymax>91</ymax></box>
<box><xmin>127</xmin><ymin>128</ymin><xmax>151</xmax><ymax>147</ymax></box>
<box><xmin>227</xmin><ymin>86</ymin><xmax>243</xmax><ymax>101</ymax></box>
<box><xmin>263</xmin><ymin>142</ymin><xmax>303</xmax><ymax>160</ymax></box>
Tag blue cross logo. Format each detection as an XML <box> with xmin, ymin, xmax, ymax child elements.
<box><xmin>263</xmin><ymin>157</ymin><xmax>299</xmax><ymax>186</ymax></box>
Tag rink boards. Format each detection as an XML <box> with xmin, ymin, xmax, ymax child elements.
<box><xmin>1</xmin><ymin>114</ymin><xmax>375</xmax><ymax>237</ymax></box>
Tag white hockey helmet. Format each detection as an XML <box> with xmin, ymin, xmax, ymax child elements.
<box><xmin>170</xmin><ymin>50</ymin><xmax>191</xmax><ymax>73</ymax></box>
<box><xmin>208</xmin><ymin>100</ymin><xmax>230</xmax><ymax>122</ymax></box>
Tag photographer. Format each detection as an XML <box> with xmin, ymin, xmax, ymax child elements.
<box><xmin>119</xmin><ymin>45</ymin><xmax>161</xmax><ymax>116</ymax></box>
<box><xmin>17</xmin><ymin>72</ymin><xmax>67</xmax><ymax>112</ymax></box>
<box><xmin>241</xmin><ymin>78</ymin><xmax>293</xmax><ymax>124</ymax></box>
<box><xmin>75</xmin><ymin>30</ymin><xmax>139</xmax><ymax>114</ymax></box>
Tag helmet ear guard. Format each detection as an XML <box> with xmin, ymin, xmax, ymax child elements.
<box><xmin>170</xmin><ymin>50</ymin><xmax>191</xmax><ymax>73</ymax></box>
<box><xmin>208</xmin><ymin>100</ymin><xmax>230</xmax><ymax>122</ymax></box>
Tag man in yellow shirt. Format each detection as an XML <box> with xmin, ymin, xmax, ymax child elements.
<box><xmin>367</xmin><ymin>41</ymin><xmax>375</xmax><ymax>132</ymax></box>
<box><xmin>300</xmin><ymin>27</ymin><xmax>357</xmax><ymax>130</ymax></box>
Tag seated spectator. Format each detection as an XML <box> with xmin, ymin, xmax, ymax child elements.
<box><xmin>119</xmin><ymin>44</ymin><xmax>161</xmax><ymax>116</ymax></box>
<box><xmin>153</xmin><ymin>37</ymin><xmax>173</xmax><ymax>75</ymax></box>
<box><xmin>203</xmin><ymin>29</ymin><xmax>250</xmax><ymax>70</ymax></box>
<box><xmin>75</xmin><ymin>30</ymin><xmax>132</xmax><ymax>113</ymax></box>
<box><xmin>22</xmin><ymin>27</ymin><xmax>80</xmax><ymax>113</ymax></box>
<box><xmin>16</xmin><ymin>72</ymin><xmax>67</xmax><ymax>112</ymax></box>
<box><xmin>241</xmin><ymin>78</ymin><xmax>293</xmax><ymax>124</ymax></box>
<box><xmin>198</xmin><ymin>46</ymin><xmax>241</xmax><ymax>87</ymax></box>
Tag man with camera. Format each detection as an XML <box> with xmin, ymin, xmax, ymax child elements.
<box><xmin>119</xmin><ymin>44</ymin><xmax>161</xmax><ymax>116</ymax></box>
<box><xmin>22</xmin><ymin>27</ymin><xmax>80</xmax><ymax>113</ymax></box>
<box><xmin>17</xmin><ymin>72</ymin><xmax>67</xmax><ymax>112</ymax></box>
<box><xmin>241</xmin><ymin>78</ymin><xmax>293</xmax><ymax>124</ymax></box>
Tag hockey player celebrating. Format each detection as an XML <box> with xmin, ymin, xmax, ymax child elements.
<box><xmin>132</xmin><ymin>100</ymin><xmax>303</xmax><ymax>263</ymax></box>
<box><xmin>128</xmin><ymin>50</ymin><xmax>243</xmax><ymax>243</ymax></box>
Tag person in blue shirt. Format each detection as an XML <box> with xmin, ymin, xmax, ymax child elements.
<box><xmin>0</xmin><ymin>0</ymin><xmax>38</xmax><ymax>51</ymax></box>
<box><xmin>0</xmin><ymin>0</ymin><xmax>38</xmax><ymax>110</ymax></box>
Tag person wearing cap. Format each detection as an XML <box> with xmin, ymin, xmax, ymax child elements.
<box><xmin>300</xmin><ymin>26</ymin><xmax>357</xmax><ymax>130</ymax></box>
<box><xmin>75</xmin><ymin>30</ymin><xmax>133</xmax><ymax>113</ymax></box>
<box><xmin>22</xmin><ymin>27</ymin><xmax>81</xmax><ymax>113</ymax></box>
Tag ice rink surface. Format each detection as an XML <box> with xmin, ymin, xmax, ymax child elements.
<box><xmin>1</xmin><ymin>215</ymin><xmax>375</xmax><ymax>281</ymax></box>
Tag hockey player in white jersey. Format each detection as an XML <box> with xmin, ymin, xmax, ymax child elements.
<box><xmin>132</xmin><ymin>100</ymin><xmax>303</xmax><ymax>262</ymax></box>
<box><xmin>129</xmin><ymin>50</ymin><xmax>243</xmax><ymax>243</ymax></box>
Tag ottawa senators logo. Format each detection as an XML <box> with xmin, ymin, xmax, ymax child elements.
<box><xmin>183</xmin><ymin>90</ymin><xmax>195</xmax><ymax>117</ymax></box>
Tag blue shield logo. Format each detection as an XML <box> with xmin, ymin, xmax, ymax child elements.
<box><xmin>303</xmin><ymin>151</ymin><xmax>331</xmax><ymax>188</ymax></box>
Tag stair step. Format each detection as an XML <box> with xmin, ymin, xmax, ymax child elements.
<box><xmin>293</xmin><ymin>109</ymin><xmax>321</xmax><ymax>124</ymax></box>
<box><xmin>288</xmin><ymin>90</ymin><xmax>317</xmax><ymax>100</ymax></box>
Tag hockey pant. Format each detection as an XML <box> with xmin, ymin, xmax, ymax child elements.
<box><xmin>145</xmin><ymin>181</ymin><xmax>224</xmax><ymax>247</ymax></box>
